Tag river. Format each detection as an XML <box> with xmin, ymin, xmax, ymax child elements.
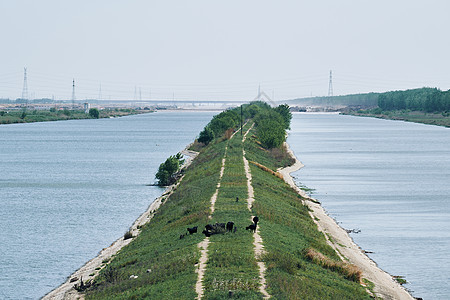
<box><xmin>0</xmin><ymin>111</ymin><xmax>216</xmax><ymax>299</ymax></box>
<box><xmin>288</xmin><ymin>113</ymin><xmax>450</xmax><ymax>300</ymax></box>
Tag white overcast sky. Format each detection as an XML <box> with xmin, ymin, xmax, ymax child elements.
<box><xmin>1</xmin><ymin>0</ymin><xmax>449</xmax><ymax>101</ymax></box>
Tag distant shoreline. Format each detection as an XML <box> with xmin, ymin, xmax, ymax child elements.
<box><xmin>0</xmin><ymin>109</ymin><xmax>149</xmax><ymax>125</ymax></box>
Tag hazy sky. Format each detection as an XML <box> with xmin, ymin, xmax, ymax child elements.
<box><xmin>1</xmin><ymin>1</ymin><xmax>449</xmax><ymax>101</ymax></box>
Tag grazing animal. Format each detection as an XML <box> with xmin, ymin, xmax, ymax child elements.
<box><xmin>253</xmin><ymin>216</ymin><xmax>259</xmax><ymax>225</ymax></box>
<box><xmin>202</xmin><ymin>229</ymin><xmax>211</xmax><ymax>237</ymax></box>
<box><xmin>187</xmin><ymin>226</ymin><xmax>198</xmax><ymax>234</ymax></box>
<box><xmin>179</xmin><ymin>234</ymin><xmax>185</xmax><ymax>239</ymax></box>
<box><xmin>205</xmin><ymin>224</ymin><xmax>214</xmax><ymax>231</ymax></box>
<box><xmin>246</xmin><ymin>223</ymin><xmax>257</xmax><ymax>232</ymax></box>
<box><xmin>226</xmin><ymin>221</ymin><xmax>234</xmax><ymax>232</ymax></box>
<box><xmin>216</xmin><ymin>223</ymin><xmax>226</xmax><ymax>229</ymax></box>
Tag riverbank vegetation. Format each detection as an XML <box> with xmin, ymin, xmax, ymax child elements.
<box><xmin>0</xmin><ymin>108</ymin><xmax>147</xmax><ymax>124</ymax></box>
<box><xmin>81</xmin><ymin>102</ymin><xmax>371</xmax><ymax>299</ymax></box>
<box><xmin>341</xmin><ymin>87</ymin><xmax>450</xmax><ymax>127</ymax></box>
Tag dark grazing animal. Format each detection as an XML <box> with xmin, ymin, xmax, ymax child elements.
<box><xmin>226</xmin><ymin>221</ymin><xmax>234</xmax><ymax>232</ymax></box>
<box><xmin>187</xmin><ymin>226</ymin><xmax>198</xmax><ymax>234</ymax></box>
<box><xmin>246</xmin><ymin>223</ymin><xmax>257</xmax><ymax>232</ymax></box>
<box><xmin>203</xmin><ymin>223</ymin><xmax>227</xmax><ymax>236</ymax></box>
<box><xmin>253</xmin><ymin>216</ymin><xmax>259</xmax><ymax>225</ymax></box>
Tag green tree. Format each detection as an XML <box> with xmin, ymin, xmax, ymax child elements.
<box><xmin>89</xmin><ymin>108</ymin><xmax>100</xmax><ymax>119</ymax></box>
<box><xmin>255</xmin><ymin>110</ymin><xmax>286</xmax><ymax>149</ymax></box>
<box><xmin>156</xmin><ymin>153</ymin><xmax>185</xmax><ymax>186</ymax></box>
<box><xmin>198</xmin><ymin>126</ymin><xmax>214</xmax><ymax>145</ymax></box>
<box><xmin>274</xmin><ymin>104</ymin><xmax>292</xmax><ymax>129</ymax></box>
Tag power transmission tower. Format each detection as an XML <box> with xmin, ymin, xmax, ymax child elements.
<box><xmin>328</xmin><ymin>70</ymin><xmax>333</xmax><ymax>97</ymax></box>
<box><xmin>98</xmin><ymin>83</ymin><xmax>102</xmax><ymax>101</ymax></box>
<box><xmin>22</xmin><ymin>67</ymin><xmax>29</xmax><ymax>105</ymax></box>
<box><xmin>72</xmin><ymin>79</ymin><xmax>76</xmax><ymax>109</ymax></box>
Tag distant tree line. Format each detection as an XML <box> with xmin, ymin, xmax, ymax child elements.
<box><xmin>377</xmin><ymin>87</ymin><xmax>450</xmax><ymax>112</ymax></box>
<box><xmin>287</xmin><ymin>93</ymin><xmax>379</xmax><ymax>108</ymax></box>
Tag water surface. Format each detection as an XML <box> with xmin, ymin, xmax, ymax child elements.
<box><xmin>0</xmin><ymin>111</ymin><xmax>216</xmax><ymax>299</ymax></box>
<box><xmin>288</xmin><ymin>113</ymin><xmax>450</xmax><ymax>300</ymax></box>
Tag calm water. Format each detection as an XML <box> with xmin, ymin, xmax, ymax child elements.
<box><xmin>288</xmin><ymin>113</ymin><xmax>450</xmax><ymax>300</ymax></box>
<box><xmin>0</xmin><ymin>111</ymin><xmax>216</xmax><ymax>299</ymax></box>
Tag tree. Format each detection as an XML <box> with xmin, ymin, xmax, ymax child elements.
<box><xmin>155</xmin><ymin>153</ymin><xmax>185</xmax><ymax>186</ymax></box>
<box><xmin>89</xmin><ymin>108</ymin><xmax>100</xmax><ymax>119</ymax></box>
<box><xmin>198</xmin><ymin>126</ymin><xmax>214</xmax><ymax>145</ymax></box>
<box><xmin>255</xmin><ymin>110</ymin><xmax>286</xmax><ymax>149</ymax></box>
<box><xmin>274</xmin><ymin>104</ymin><xmax>292</xmax><ymax>129</ymax></box>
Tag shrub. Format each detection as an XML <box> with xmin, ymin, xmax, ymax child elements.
<box><xmin>198</xmin><ymin>126</ymin><xmax>214</xmax><ymax>145</ymax></box>
<box><xmin>89</xmin><ymin>108</ymin><xmax>100</xmax><ymax>119</ymax></box>
<box><xmin>124</xmin><ymin>230</ymin><xmax>133</xmax><ymax>240</ymax></box>
<box><xmin>155</xmin><ymin>153</ymin><xmax>185</xmax><ymax>186</ymax></box>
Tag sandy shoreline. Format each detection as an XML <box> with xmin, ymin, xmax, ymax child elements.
<box><xmin>42</xmin><ymin>148</ymin><xmax>199</xmax><ymax>300</ymax></box>
<box><xmin>278</xmin><ymin>142</ymin><xmax>414</xmax><ymax>300</ymax></box>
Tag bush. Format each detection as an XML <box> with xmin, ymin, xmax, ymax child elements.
<box><xmin>89</xmin><ymin>108</ymin><xmax>100</xmax><ymax>119</ymax></box>
<box><xmin>155</xmin><ymin>153</ymin><xmax>185</xmax><ymax>186</ymax></box>
<box><xmin>198</xmin><ymin>126</ymin><xmax>214</xmax><ymax>145</ymax></box>
<box><xmin>124</xmin><ymin>230</ymin><xmax>133</xmax><ymax>240</ymax></box>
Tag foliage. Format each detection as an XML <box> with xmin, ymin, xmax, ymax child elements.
<box><xmin>155</xmin><ymin>153</ymin><xmax>185</xmax><ymax>186</ymax></box>
<box><xmin>274</xmin><ymin>104</ymin><xmax>292</xmax><ymax>130</ymax></box>
<box><xmin>254</xmin><ymin>109</ymin><xmax>286</xmax><ymax>148</ymax></box>
<box><xmin>377</xmin><ymin>87</ymin><xmax>450</xmax><ymax>112</ymax></box>
<box><xmin>288</xmin><ymin>93</ymin><xmax>379</xmax><ymax>107</ymax></box>
<box><xmin>89</xmin><ymin>108</ymin><xmax>100</xmax><ymax>119</ymax></box>
<box><xmin>197</xmin><ymin>126</ymin><xmax>214</xmax><ymax>145</ymax></box>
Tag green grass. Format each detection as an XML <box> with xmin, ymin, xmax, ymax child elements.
<box><xmin>243</xmin><ymin>126</ymin><xmax>371</xmax><ymax>300</ymax></box>
<box><xmin>84</xmin><ymin>120</ymin><xmax>371</xmax><ymax>299</ymax></box>
<box><xmin>203</xmin><ymin>125</ymin><xmax>262</xmax><ymax>299</ymax></box>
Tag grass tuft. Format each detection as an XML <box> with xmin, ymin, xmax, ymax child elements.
<box><xmin>305</xmin><ymin>248</ymin><xmax>362</xmax><ymax>282</ymax></box>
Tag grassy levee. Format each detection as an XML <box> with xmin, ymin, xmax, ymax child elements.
<box><xmin>203</xmin><ymin>123</ymin><xmax>262</xmax><ymax>299</ymax></box>
<box><xmin>243</xmin><ymin>130</ymin><xmax>371</xmax><ymax>299</ymax></box>
<box><xmin>84</xmin><ymin>114</ymin><xmax>372</xmax><ymax>299</ymax></box>
<box><xmin>85</xmin><ymin>139</ymin><xmax>227</xmax><ymax>299</ymax></box>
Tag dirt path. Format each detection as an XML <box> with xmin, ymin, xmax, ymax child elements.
<box><xmin>278</xmin><ymin>142</ymin><xmax>414</xmax><ymax>300</ymax></box>
<box><xmin>43</xmin><ymin>148</ymin><xmax>198</xmax><ymax>300</ymax></box>
<box><xmin>242</xmin><ymin>124</ymin><xmax>270</xmax><ymax>299</ymax></box>
<box><xmin>195</xmin><ymin>146</ymin><xmax>228</xmax><ymax>299</ymax></box>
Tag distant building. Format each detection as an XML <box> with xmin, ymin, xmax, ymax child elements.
<box><xmin>84</xmin><ymin>102</ymin><xmax>90</xmax><ymax>114</ymax></box>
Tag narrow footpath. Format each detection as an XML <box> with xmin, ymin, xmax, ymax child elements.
<box><xmin>242</xmin><ymin>124</ymin><xmax>270</xmax><ymax>299</ymax></box>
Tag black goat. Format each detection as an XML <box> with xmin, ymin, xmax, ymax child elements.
<box><xmin>203</xmin><ymin>223</ymin><xmax>227</xmax><ymax>236</ymax></box>
<box><xmin>226</xmin><ymin>221</ymin><xmax>234</xmax><ymax>232</ymax></box>
<box><xmin>187</xmin><ymin>226</ymin><xmax>198</xmax><ymax>234</ymax></box>
<box><xmin>246</xmin><ymin>223</ymin><xmax>257</xmax><ymax>232</ymax></box>
<box><xmin>253</xmin><ymin>216</ymin><xmax>259</xmax><ymax>225</ymax></box>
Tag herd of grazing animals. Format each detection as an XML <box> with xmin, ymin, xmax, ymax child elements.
<box><xmin>179</xmin><ymin>215</ymin><xmax>259</xmax><ymax>239</ymax></box>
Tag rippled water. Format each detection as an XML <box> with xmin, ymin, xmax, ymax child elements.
<box><xmin>0</xmin><ymin>111</ymin><xmax>216</xmax><ymax>299</ymax></box>
<box><xmin>288</xmin><ymin>113</ymin><xmax>450</xmax><ymax>300</ymax></box>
